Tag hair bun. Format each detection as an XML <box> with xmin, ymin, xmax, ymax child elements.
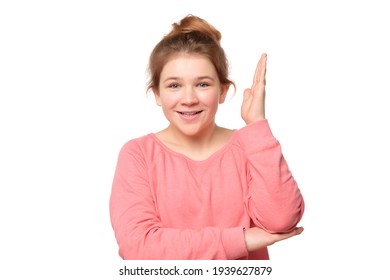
<box><xmin>147</xmin><ymin>14</ymin><xmax>234</xmax><ymax>93</ymax></box>
<box><xmin>169</xmin><ymin>14</ymin><xmax>221</xmax><ymax>43</ymax></box>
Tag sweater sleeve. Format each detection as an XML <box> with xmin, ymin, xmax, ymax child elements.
<box><xmin>237</xmin><ymin>120</ymin><xmax>304</xmax><ymax>233</ymax></box>
<box><xmin>109</xmin><ymin>140</ymin><xmax>248</xmax><ymax>260</ymax></box>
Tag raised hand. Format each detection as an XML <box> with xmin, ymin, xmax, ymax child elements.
<box><xmin>241</xmin><ymin>53</ymin><xmax>267</xmax><ymax>125</ymax></box>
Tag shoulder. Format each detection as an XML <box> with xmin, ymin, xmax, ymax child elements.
<box><xmin>117</xmin><ymin>133</ymin><xmax>164</xmax><ymax>165</ymax></box>
<box><xmin>120</xmin><ymin>134</ymin><xmax>154</xmax><ymax>152</ymax></box>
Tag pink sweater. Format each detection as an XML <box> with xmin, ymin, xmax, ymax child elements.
<box><xmin>109</xmin><ymin>120</ymin><xmax>304</xmax><ymax>260</ymax></box>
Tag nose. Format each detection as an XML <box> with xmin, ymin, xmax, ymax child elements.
<box><xmin>181</xmin><ymin>86</ymin><xmax>198</xmax><ymax>105</ymax></box>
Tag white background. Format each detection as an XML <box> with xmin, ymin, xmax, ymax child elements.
<box><xmin>1</xmin><ymin>0</ymin><xmax>389</xmax><ymax>279</ymax></box>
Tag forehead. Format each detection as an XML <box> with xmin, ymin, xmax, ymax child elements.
<box><xmin>161</xmin><ymin>54</ymin><xmax>217</xmax><ymax>78</ymax></box>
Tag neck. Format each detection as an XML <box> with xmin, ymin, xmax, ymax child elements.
<box><xmin>155</xmin><ymin>121</ymin><xmax>233</xmax><ymax>161</ymax></box>
<box><xmin>167</xmin><ymin>122</ymin><xmax>219</xmax><ymax>151</ymax></box>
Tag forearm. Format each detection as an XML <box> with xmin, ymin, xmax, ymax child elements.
<box><xmin>113</xmin><ymin>220</ymin><xmax>248</xmax><ymax>260</ymax></box>
<box><xmin>238</xmin><ymin>120</ymin><xmax>304</xmax><ymax>233</ymax></box>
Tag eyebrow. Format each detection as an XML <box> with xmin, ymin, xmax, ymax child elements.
<box><xmin>196</xmin><ymin>76</ymin><xmax>215</xmax><ymax>81</ymax></box>
<box><xmin>162</xmin><ymin>75</ymin><xmax>215</xmax><ymax>83</ymax></box>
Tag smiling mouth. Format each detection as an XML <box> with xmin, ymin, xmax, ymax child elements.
<box><xmin>177</xmin><ymin>111</ymin><xmax>203</xmax><ymax>115</ymax></box>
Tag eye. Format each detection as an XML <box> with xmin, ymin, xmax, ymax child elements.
<box><xmin>198</xmin><ymin>82</ymin><xmax>209</xmax><ymax>88</ymax></box>
<box><xmin>168</xmin><ymin>83</ymin><xmax>180</xmax><ymax>89</ymax></box>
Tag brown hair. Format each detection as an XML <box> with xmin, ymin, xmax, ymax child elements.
<box><xmin>147</xmin><ymin>15</ymin><xmax>235</xmax><ymax>93</ymax></box>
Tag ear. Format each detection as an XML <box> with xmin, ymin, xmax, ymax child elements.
<box><xmin>153</xmin><ymin>88</ymin><xmax>162</xmax><ymax>106</ymax></box>
<box><xmin>219</xmin><ymin>84</ymin><xmax>230</xmax><ymax>104</ymax></box>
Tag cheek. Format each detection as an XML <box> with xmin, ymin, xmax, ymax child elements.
<box><xmin>159</xmin><ymin>95</ymin><xmax>179</xmax><ymax>109</ymax></box>
<box><xmin>200</xmin><ymin>92</ymin><xmax>220</xmax><ymax>108</ymax></box>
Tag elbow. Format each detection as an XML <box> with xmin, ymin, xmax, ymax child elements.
<box><xmin>117</xmin><ymin>239</ymin><xmax>138</xmax><ymax>260</ymax></box>
<box><xmin>260</xmin><ymin>213</ymin><xmax>301</xmax><ymax>234</ymax></box>
<box><xmin>117</xmin><ymin>238</ymin><xmax>146</xmax><ymax>260</ymax></box>
<box><xmin>116</xmin><ymin>227</ymin><xmax>163</xmax><ymax>260</ymax></box>
<box><xmin>255</xmin><ymin>199</ymin><xmax>305</xmax><ymax>234</ymax></box>
<box><xmin>114</xmin><ymin>227</ymin><xmax>146</xmax><ymax>260</ymax></box>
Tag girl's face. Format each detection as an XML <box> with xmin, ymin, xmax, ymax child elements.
<box><xmin>154</xmin><ymin>54</ymin><xmax>228</xmax><ymax>138</ymax></box>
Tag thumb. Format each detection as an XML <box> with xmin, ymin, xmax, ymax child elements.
<box><xmin>243</xmin><ymin>88</ymin><xmax>252</xmax><ymax>101</ymax></box>
<box><xmin>241</xmin><ymin>88</ymin><xmax>252</xmax><ymax>121</ymax></box>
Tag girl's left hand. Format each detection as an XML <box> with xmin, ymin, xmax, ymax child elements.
<box><xmin>241</xmin><ymin>53</ymin><xmax>267</xmax><ymax>125</ymax></box>
<box><xmin>244</xmin><ymin>226</ymin><xmax>304</xmax><ymax>252</ymax></box>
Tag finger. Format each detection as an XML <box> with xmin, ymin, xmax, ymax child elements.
<box><xmin>286</xmin><ymin>227</ymin><xmax>304</xmax><ymax>234</ymax></box>
<box><xmin>275</xmin><ymin>227</ymin><xmax>304</xmax><ymax>243</ymax></box>
<box><xmin>260</xmin><ymin>53</ymin><xmax>267</xmax><ymax>85</ymax></box>
<box><xmin>258</xmin><ymin>53</ymin><xmax>267</xmax><ymax>85</ymax></box>
<box><xmin>253</xmin><ymin>53</ymin><xmax>267</xmax><ymax>84</ymax></box>
<box><xmin>288</xmin><ymin>227</ymin><xmax>304</xmax><ymax>238</ymax></box>
<box><xmin>252</xmin><ymin>57</ymin><xmax>261</xmax><ymax>84</ymax></box>
<box><xmin>287</xmin><ymin>227</ymin><xmax>304</xmax><ymax>238</ymax></box>
<box><xmin>241</xmin><ymin>89</ymin><xmax>252</xmax><ymax>116</ymax></box>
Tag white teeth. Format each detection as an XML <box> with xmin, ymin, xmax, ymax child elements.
<box><xmin>180</xmin><ymin>112</ymin><xmax>200</xmax><ymax>115</ymax></box>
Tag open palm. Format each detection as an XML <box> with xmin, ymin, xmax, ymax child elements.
<box><xmin>241</xmin><ymin>53</ymin><xmax>267</xmax><ymax>125</ymax></box>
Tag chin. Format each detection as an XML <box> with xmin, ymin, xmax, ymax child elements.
<box><xmin>178</xmin><ymin>128</ymin><xmax>202</xmax><ymax>137</ymax></box>
<box><xmin>171</xmin><ymin>125</ymin><xmax>203</xmax><ymax>137</ymax></box>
